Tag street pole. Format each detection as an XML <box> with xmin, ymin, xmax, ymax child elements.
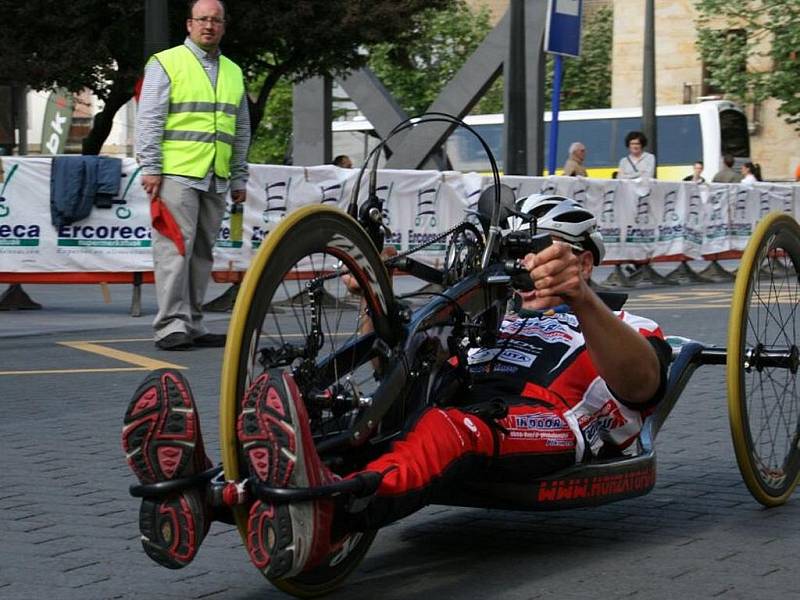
<box><xmin>505</xmin><ymin>0</ymin><xmax>527</xmax><ymax>176</ymax></box>
<box><xmin>642</xmin><ymin>0</ymin><xmax>657</xmax><ymax>176</ymax></box>
<box><xmin>16</xmin><ymin>85</ymin><xmax>27</xmax><ymax>155</ymax></box>
<box><xmin>547</xmin><ymin>54</ymin><xmax>563</xmax><ymax>175</ymax></box>
<box><xmin>144</xmin><ymin>0</ymin><xmax>170</xmax><ymax>61</ymax></box>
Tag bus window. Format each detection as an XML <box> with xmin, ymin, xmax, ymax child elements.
<box><xmin>544</xmin><ymin>119</ymin><xmax>615</xmax><ymax>168</ymax></box>
<box><xmin>447</xmin><ymin>122</ymin><xmax>504</xmax><ymax>172</ymax></box>
<box><xmin>611</xmin><ymin>117</ymin><xmax>642</xmax><ymax>164</ymax></box>
<box><xmin>657</xmin><ymin>115</ymin><xmax>702</xmax><ymax>165</ymax></box>
<box><xmin>719</xmin><ymin>109</ymin><xmax>750</xmax><ymax>158</ymax></box>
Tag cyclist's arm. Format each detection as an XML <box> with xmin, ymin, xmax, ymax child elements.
<box><xmin>522</xmin><ymin>242</ymin><xmax>661</xmax><ymax>405</ymax></box>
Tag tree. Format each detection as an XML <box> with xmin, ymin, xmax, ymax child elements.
<box><xmin>0</xmin><ymin>0</ymin><xmax>454</xmax><ymax>154</ymax></box>
<box><xmin>0</xmin><ymin>1</ymin><xmax>163</xmax><ymax>155</ymax></box>
<box><xmin>368</xmin><ymin>1</ymin><xmax>503</xmax><ymax>116</ymax></box>
<box><xmin>247</xmin><ymin>77</ymin><xmax>292</xmax><ymax>165</ymax></box>
<box><xmin>249</xmin><ymin>0</ymin><xmax>502</xmax><ymax>164</ymax></box>
<box><xmin>695</xmin><ymin>0</ymin><xmax>800</xmax><ymax>129</ymax></box>
<box><xmin>368</xmin><ymin>2</ymin><xmax>613</xmax><ymax>118</ymax></box>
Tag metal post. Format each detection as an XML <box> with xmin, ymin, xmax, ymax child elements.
<box><xmin>15</xmin><ymin>85</ymin><xmax>27</xmax><ymax>155</ymax></box>
<box><xmin>144</xmin><ymin>0</ymin><xmax>170</xmax><ymax>60</ymax></box>
<box><xmin>504</xmin><ymin>0</ymin><xmax>527</xmax><ymax>175</ymax></box>
<box><xmin>642</xmin><ymin>0</ymin><xmax>657</xmax><ymax>175</ymax></box>
<box><xmin>292</xmin><ymin>76</ymin><xmax>332</xmax><ymax>166</ymax></box>
<box><xmin>547</xmin><ymin>55</ymin><xmax>563</xmax><ymax>175</ymax></box>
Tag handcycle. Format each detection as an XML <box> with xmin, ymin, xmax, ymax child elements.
<box><xmin>130</xmin><ymin>114</ymin><xmax>800</xmax><ymax>598</ymax></box>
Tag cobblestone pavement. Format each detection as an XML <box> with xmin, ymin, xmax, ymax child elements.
<box><xmin>1</xmin><ymin>279</ymin><xmax>799</xmax><ymax>600</ymax></box>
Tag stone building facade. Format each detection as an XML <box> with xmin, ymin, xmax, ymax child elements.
<box><xmin>466</xmin><ymin>0</ymin><xmax>798</xmax><ymax>180</ymax></box>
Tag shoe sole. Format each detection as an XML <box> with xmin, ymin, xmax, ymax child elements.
<box><xmin>122</xmin><ymin>369</ymin><xmax>206</xmax><ymax>569</ymax></box>
<box><xmin>237</xmin><ymin>370</ymin><xmax>319</xmax><ymax>580</ymax></box>
<box><xmin>139</xmin><ymin>489</ymin><xmax>206</xmax><ymax>569</ymax></box>
<box><xmin>123</xmin><ymin>369</ymin><xmax>200</xmax><ymax>484</ymax></box>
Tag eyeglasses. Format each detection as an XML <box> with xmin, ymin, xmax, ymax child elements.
<box><xmin>190</xmin><ymin>16</ymin><xmax>225</xmax><ymax>26</ymax></box>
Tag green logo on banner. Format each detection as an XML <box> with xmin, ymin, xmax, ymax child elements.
<box><xmin>41</xmin><ymin>89</ymin><xmax>74</xmax><ymax>155</ymax></box>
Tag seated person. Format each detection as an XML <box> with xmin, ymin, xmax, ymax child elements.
<box><xmin>121</xmin><ymin>197</ymin><xmax>670</xmax><ymax>579</ymax></box>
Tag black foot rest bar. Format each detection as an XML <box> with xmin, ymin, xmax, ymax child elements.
<box><xmin>249</xmin><ymin>471</ymin><xmax>383</xmax><ymax>503</ymax></box>
<box><xmin>129</xmin><ymin>465</ymin><xmax>223</xmax><ymax>499</ymax></box>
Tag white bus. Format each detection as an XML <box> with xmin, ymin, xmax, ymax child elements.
<box><xmin>332</xmin><ymin>100</ymin><xmax>751</xmax><ymax>181</ymax></box>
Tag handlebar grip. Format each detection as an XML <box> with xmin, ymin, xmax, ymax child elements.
<box><xmin>504</xmin><ymin>260</ymin><xmax>534</xmax><ymax>291</ymax></box>
<box><xmin>503</xmin><ymin>232</ymin><xmax>553</xmax><ymax>259</ymax></box>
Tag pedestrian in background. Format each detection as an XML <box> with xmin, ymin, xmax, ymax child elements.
<box><xmin>712</xmin><ymin>154</ymin><xmax>741</xmax><ymax>183</ymax></box>
<box><xmin>333</xmin><ymin>155</ymin><xmax>353</xmax><ymax>169</ymax></box>
<box><xmin>562</xmin><ymin>142</ymin><xmax>588</xmax><ymax>177</ymax></box>
<box><xmin>136</xmin><ymin>0</ymin><xmax>251</xmax><ymax>351</ymax></box>
<box><xmin>618</xmin><ymin>131</ymin><xmax>656</xmax><ymax>180</ymax></box>
<box><xmin>740</xmin><ymin>161</ymin><xmax>762</xmax><ymax>185</ymax></box>
<box><xmin>682</xmin><ymin>160</ymin><xmax>706</xmax><ymax>184</ymax></box>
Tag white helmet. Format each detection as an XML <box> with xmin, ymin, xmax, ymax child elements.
<box><xmin>507</xmin><ymin>194</ymin><xmax>605</xmax><ymax>265</ymax></box>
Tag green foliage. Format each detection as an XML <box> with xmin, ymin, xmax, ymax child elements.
<box><xmin>367</xmin><ymin>1</ymin><xmax>502</xmax><ymax>115</ymax></box>
<box><xmin>547</xmin><ymin>6</ymin><xmax>613</xmax><ymax>110</ymax></box>
<box><xmin>695</xmin><ymin>0</ymin><xmax>800</xmax><ymax>129</ymax></box>
<box><xmin>0</xmin><ymin>0</ymin><xmax>455</xmax><ymax>149</ymax></box>
<box><xmin>248</xmin><ymin>78</ymin><xmax>292</xmax><ymax>164</ymax></box>
<box><xmin>366</xmin><ymin>2</ymin><xmax>612</xmax><ymax>118</ymax></box>
<box><xmin>250</xmin><ymin>1</ymin><xmax>504</xmax><ymax>163</ymax></box>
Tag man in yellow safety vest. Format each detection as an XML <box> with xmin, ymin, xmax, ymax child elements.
<box><xmin>135</xmin><ymin>0</ymin><xmax>250</xmax><ymax>351</ymax></box>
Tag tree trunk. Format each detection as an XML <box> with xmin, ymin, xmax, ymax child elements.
<box><xmin>81</xmin><ymin>76</ymin><xmax>137</xmax><ymax>155</ymax></box>
<box><xmin>248</xmin><ymin>67</ymin><xmax>287</xmax><ymax>136</ymax></box>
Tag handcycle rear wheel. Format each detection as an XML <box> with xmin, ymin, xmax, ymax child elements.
<box><xmin>219</xmin><ymin>205</ymin><xmax>396</xmax><ymax>596</ymax></box>
<box><xmin>727</xmin><ymin>212</ymin><xmax>800</xmax><ymax>507</ymax></box>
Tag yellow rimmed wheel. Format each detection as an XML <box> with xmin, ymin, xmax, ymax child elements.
<box><xmin>219</xmin><ymin>205</ymin><xmax>395</xmax><ymax>596</ymax></box>
<box><xmin>727</xmin><ymin>212</ymin><xmax>800</xmax><ymax>507</ymax></box>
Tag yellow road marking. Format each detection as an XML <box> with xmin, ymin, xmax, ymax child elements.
<box><xmin>0</xmin><ymin>367</ymin><xmax>154</xmax><ymax>376</ymax></box>
<box><xmin>58</xmin><ymin>341</ymin><xmax>185</xmax><ymax>371</ymax></box>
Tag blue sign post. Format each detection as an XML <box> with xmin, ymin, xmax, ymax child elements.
<box><xmin>545</xmin><ymin>0</ymin><xmax>583</xmax><ymax>175</ymax></box>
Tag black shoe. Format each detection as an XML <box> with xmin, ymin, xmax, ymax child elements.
<box><xmin>193</xmin><ymin>333</ymin><xmax>226</xmax><ymax>348</ymax></box>
<box><xmin>155</xmin><ymin>332</ymin><xmax>193</xmax><ymax>351</ymax></box>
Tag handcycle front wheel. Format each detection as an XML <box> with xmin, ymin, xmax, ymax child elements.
<box><xmin>727</xmin><ymin>212</ymin><xmax>800</xmax><ymax>507</ymax></box>
<box><xmin>219</xmin><ymin>205</ymin><xmax>395</xmax><ymax>596</ymax></box>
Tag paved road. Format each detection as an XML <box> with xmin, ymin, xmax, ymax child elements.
<box><xmin>1</xmin><ymin>277</ymin><xmax>798</xmax><ymax>600</ymax></box>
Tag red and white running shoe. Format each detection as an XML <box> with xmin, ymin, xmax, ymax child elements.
<box><xmin>122</xmin><ymin>369</ymin><xmax>211</xmax><ymax>569</ymax></box>
<box><xmin>237</xmin><ymin>369</ymin><xmax>336</xmax><ymax>580</ymax></box>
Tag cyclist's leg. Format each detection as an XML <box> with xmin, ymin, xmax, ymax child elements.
<box><xmin>348</xmin><ymin>400</ymin><xmax>577</xmax><ymax>528</ymax></box>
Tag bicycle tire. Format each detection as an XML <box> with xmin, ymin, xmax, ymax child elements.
<box><xmin>727</xmin><ymin>212</ymin><xmax>800</xmax><ymax>507</ymax></box>
<box><xmin>219</xmin><ymin>205</ymin><xmax>394</xmax><ymax>594</ymax></box>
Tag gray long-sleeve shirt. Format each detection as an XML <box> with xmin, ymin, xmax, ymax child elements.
<box><xmin>617</xmin><ymin>152</ymin><xmax>656</xmax><ymax>180</ymax></box>
<box><xmin>135</xmin><ymin>37</ymin><xmax>250</xmax><ymax>193</ymax></box>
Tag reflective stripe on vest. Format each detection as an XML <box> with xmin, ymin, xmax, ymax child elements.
<box><xmin>154</xmin><ymin>45</ymin><xmax>244</xmax><ymax>179</ymax></box>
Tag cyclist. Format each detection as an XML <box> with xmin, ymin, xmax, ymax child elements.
<box><xmin>122</xmin><ymin>196</ymin><xmax>671</xmax><ymax>579</ymax></box>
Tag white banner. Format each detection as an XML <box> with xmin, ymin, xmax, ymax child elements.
<box><xmin>1</xmin><ymin>157</ymin><xmax>799</xmax><ymax>273</ymax></box>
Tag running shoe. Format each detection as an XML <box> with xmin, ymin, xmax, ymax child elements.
<box><xmin>237</xmin><ymin>369</ymin><xmax>336</xmax><ymax>580</ymax></box>
<box><xmin>122</xmin><ymin>369</ymin><xmax>211</xmax><ymax>569</ymax></box>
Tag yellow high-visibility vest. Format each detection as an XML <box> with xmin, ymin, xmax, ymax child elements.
<box><xmin>154</xmin><ymin>45</ymin><xmax>244</xmax><ymax>179</ymax></box>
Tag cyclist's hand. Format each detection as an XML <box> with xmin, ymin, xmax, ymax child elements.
<box><xmin>518</xmin><ymin>241</ymin><xmax>592</xmax><ymax>310</ymax></box>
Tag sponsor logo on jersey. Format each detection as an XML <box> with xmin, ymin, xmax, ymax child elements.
<box><xmin>514</xmin><ymin>413</ymin><xmax>565</xmax><ymax>430</ymax></box>
<box><xmin>463</xmin><ymin>417</ymin><xmax>479</xmax><ymax>435</ymax></box>
<box><xmin>579</xmin><ymin>400</ymin><xmax>629</xmax><ymax>442</ymax></box>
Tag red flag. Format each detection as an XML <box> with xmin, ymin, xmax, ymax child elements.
<box><xmin>150</xmin><ymin>196</ymin><xmax>185</xmax><ymax>256</ymax></box>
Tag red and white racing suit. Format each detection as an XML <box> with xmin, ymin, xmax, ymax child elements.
<box><xmin>347</xmin><ymin>308</ymin><xmax>670</xmax><ymax>528</ymax></box>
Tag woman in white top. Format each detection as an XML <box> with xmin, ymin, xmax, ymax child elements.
<box><xmin>618</xmin><ymin>131</ymin><xmax>656</xmax><ymax>179</ymax></box>
<box><xmin>740</xmin><ymin>161</ymin><xmax>762</xmax><ymax>185</ymax></box>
